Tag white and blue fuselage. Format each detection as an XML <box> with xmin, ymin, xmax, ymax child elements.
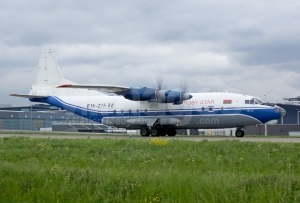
<box><xmin>30</xmin><ymin>92</ymin><xmax>285</xmax><ymax>129</ymax></box>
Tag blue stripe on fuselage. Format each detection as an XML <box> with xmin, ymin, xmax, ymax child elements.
<box><xmin>30</xmin><ymin>96</ymin><xmax>281</xmax><ymax>124</ymax></box>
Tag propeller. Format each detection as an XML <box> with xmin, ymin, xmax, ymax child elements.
<box><xmin>154</xmin><ymin>76</ymin><xmax>165</xmax><ymax>103</ymax></box>
<box><xmin>155</xmin><ymin>76</ymin><xmax>165</xmax><ymax>90</ymax></box>
<box><xmin>179</xmin><ymin>79</ymin><xmax>192</xmax><ymax>102</ymax></box>
<box><xmin>154</xmin><ymin>77</ymin><xmax>192</xmax><ymax>104</ymax></box>
<box><xmin>180</xmin><ymin>79</ymin><xmax>187</xmax><ymax>93</ymax></box>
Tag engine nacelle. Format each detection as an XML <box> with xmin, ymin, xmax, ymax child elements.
<box><xmin>118</xmin><ymin>87</ymin><xmax>192</xmax><ymax>104</ymax></box>
<box><xmin>119</xmin><ymin>87</ymin><xmax>157</xmax><ymax>101</ymax></box>
<box><xmin>156</xmin><ymin>90</ymin><xmax>192</xmax><ymax>104</ymax></box>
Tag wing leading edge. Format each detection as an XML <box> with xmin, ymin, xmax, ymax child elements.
<box><xmin>10</xmin><ymin>94</ymin><xmax>47</xmax><ymax>99</ymax></box>
<box><xmin>57</xmin><ymin>84</ymin><xmax>130</xmax><ymax>93</ymax></box>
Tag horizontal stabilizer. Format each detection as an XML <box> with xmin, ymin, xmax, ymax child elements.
<box><xmin>10</xmin><ymin>94</ymin><xmax>47</xmax><ymax>99</ymax></box>
<box><xmin>57</xmin><ymin>84</ymin><xmax>130</xmax><ymax>93</ymax></box>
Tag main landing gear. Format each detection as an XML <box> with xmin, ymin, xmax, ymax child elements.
<box><xmin>140</xmin><ymin>128</ymin><xmax>150</xmax><ymax>137</ymax></box>
<box><xmin>140</xmin><ymin>128</ymin><xmax>177</xmax><ymax>137</ymax></box>
<box><xmin>235</xmin><ymin>129</ymin><xmax>245</xmax><ymax>137</ymax></box>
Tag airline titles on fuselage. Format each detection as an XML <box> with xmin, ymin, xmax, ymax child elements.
<box><xmin>183</xmin><ymin>100</ymin><xmax>215</xmax><ymax>105</ymax></box>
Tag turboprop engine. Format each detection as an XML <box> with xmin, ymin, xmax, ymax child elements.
<box><xmin>56</xmin><ymin>84</ymin><xmax>192</xmax><ymax>104</ymax></box>
<box><xmin>118</xmin><ymin>87</ymin><xmax>193</xmax><ymax>104</ymax></box>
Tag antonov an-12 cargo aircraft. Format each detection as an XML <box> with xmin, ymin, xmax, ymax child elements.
<box><xmin>11</xmin><ymin>50</ymin><xmax>285</xmax><ymax>137</ymax></box>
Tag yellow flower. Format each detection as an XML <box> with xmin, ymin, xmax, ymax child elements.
<box><xmin>148</xmin><ymin>138</ymin><xmax>169</xmax><ymax>147</ymax></box>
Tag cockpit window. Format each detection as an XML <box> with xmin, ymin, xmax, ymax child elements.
<box><xmin>245</xmin><ymin>98</ymin><xmax>263</xmax><ymax>105</ymax></box>
<box><xmin>255</xmin><ymin>99</ymin><xmax>263</xmax><ymax>104</ymax></box>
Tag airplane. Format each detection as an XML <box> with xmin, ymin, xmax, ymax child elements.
<box><xmin>283</xmin><ymin>97</ymin><xmax>300</xmax><ymax>103</ymax></box>
<box><xmin>10</xmin><ymin>50</ymin><xmax>286</xmax><ymax>137</ymax></box>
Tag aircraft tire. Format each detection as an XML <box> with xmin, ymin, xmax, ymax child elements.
<box><xmin>167</xmin><ymin>129</ymin><xmax>176</xmax><ymax>136</ymax></box>
<box><xmin>160</xmin><ymin>130</ymin><xmax>167</xmax><ymax>136</ymax></box>
<box><xmin>140</xmin><ymin>128</ymin><xmax>150</xmax><ymax>137</ymax></box>
<box><xmin>235</xmin><ymin>130</ymin><xmax>245</xmax><ymax>137</ymax></box>
<box><xmin>150</xmin><ymin>129</ymin><xmax>160</xmax><ymax>137</ymax></box>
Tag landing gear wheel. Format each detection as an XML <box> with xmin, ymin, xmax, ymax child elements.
<box><xmin>140</xmin><ymin>128</ymin><xmax>150</xmax><ymax>137</ymax></box>
<box><xmin>235</xmin><ymin>130</ymin><xmax>245</xmax><ymax>137</ymax></box>
<box><xmin>167</xmin><ymin>129</ymin><xmax>176</xmax><ymax>137</ymax></box>
<box><xmin>160</xmin><ymin>130</ymin><xmax>167</xmax><ymax>136</ymax></box>
<box><xmin>150</xmin><ymin>129</ymin><xmax>160</xmax><ymax>137</ymax></box>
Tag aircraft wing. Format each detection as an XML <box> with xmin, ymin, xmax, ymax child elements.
<box><xmin>10</xmin><ymin>94</ymin><xmax>47</xmax><ymax>99</ymax></box>
<box><xmin>57</xmin><ymin>84</ymin><xmax>130</xmax><ymax>93</ymax></box>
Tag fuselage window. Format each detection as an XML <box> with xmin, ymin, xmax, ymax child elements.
<box><xmin>113</xmin><ymin>110</ymin><xmax>116</xmax><ymax>113</ymax></box>
<box><xmin>121</xmin><ymin>109</ymin><xmax>124</xmax><ymax>113</ymax></box>
<box><xmin>129</xmin><ymin>109</ymin><xmax>131</xmax><ymax>113</ymax></box>
<box><xmin>245</xmin><ymin>100</ymin><xmax>250</xmax><ymax>104</ymax></box>
<box><xmin>221</xmin><ymin>106</ymin><xmax>224</xmax><ymax>110</ymax></box>
<box><xmin>250</xmin><ymin>100</ymin><xmax>255</xmax><ymax>104</ymax></box>
<box><xmin>145</xmin><ymin>109</ymin><xmax>147</xmax><ymax>112</ymax></box>
<box><xmin>201</xmin><ymin>107</ymin><xmax>205</xmax><ymax>111</ymax></box>
<box><xmin>137</xmin><ymin>109</ymin><xmax>139</xmax><ymax>113</ymax></box>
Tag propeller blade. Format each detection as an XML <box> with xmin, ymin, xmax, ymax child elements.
<box><xmin>180</xmin><ymin>79</ymin><xmax>188</xmax><ymax>93</ymax></box>
<box><xmin>156</xmin><ymin>77</ymin><xmax>164</xmax><ymax>90</ymax></box>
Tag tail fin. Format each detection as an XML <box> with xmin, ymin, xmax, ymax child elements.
<box><xmin>11</xmin><ymin>50</ymin><xmax>105</xmax><ymax>99</ymax></box>
<box><xmin>35</xmin><ymin>50</ymin><xmax>73</xmax><ymax>86</ymax></box>
<box><xmin>28</xmin><ymin>50</ymin><xmax>104</xmax><ymax>97</ymax></box>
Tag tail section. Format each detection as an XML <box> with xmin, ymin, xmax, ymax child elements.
<box><xmin>35</xmin><ymin>50</ymin><xmax>65</xmax><ymax>86</ymax></box>
<box><xmin>28</xmin><ymin>50</ymin><xmax>105</xmax><ymax>97</ymax></box>
<box><xmin>29</xmin><ymin>50</ymin><xmax>73</xmax><ymax>96</ymax></box>
<box><xmin>11</xmin><ymin>49</ymin><xmax>105</xmax><ymax>106</ymax></box>
<box><xmin>31</xmin><ymin>49</ymin><xmax>75</xmax><ymax>89</ymax></box>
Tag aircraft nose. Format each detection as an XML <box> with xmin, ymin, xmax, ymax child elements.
<box><xmin>276</xmin><ymin>106</ymin><xmax>286</xmax><ymax>117</ymax></box>
<box><xmin>280</xmin><ymin>107</ymin><xmax>286</xmax><ymax>117</ymax></box>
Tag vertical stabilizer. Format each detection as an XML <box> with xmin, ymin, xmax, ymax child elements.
<box><xmin>35</xmin><ymin>50</ymin><xmax>66</xmax><ymax>85</ymax></box>
<box><xmin>29</xmin><ymin>50</ymin><xmax>106</xmax><ymax>97</ymax></box>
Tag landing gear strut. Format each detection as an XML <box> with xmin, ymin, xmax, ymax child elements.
<box><xmin>235</xmin><ymin>129</ymin><xmax>245</xmax><ymax>137</ymax></box>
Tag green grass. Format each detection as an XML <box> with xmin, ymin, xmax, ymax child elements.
<box><xmin>1</xmin><ymin>137</ymin><xmax>300</xmax><ymax>203</ymax></box>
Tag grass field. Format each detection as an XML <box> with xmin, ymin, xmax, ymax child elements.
<box><xmin>1</xmin><ymin>137</ymin><xmax>300</xmax><ymax>203</ymax></box>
